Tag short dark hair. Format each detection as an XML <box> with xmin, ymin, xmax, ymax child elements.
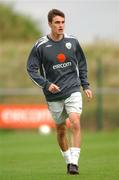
<box><xmin>48</xmin><ymin>9</ymin><xmax>65</xmax><ymax>23</ymax></box>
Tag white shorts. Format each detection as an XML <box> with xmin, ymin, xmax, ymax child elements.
<box><xmin>47</xmin><ymin>92</ymin><xmax>82</xmax><ymax>125</ymax></box>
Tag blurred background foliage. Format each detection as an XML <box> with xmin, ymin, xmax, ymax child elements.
<box><xmin>0</xmin><ymin>4</ymin><xmax>41</xmax><ymax>40</ymax></box>
<box><xmin>0</xmin><ymin>3</ymin><xmax>119</xmax><ymax>131</ymax></box>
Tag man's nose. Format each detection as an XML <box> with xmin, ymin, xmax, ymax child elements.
<box><xmin>59</xmin><ymin>23</ymin><xmax>63</xmax><ymax>27</ymax></box>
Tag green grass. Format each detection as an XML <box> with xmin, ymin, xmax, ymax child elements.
<box><xmin>0</xmin><ymin>130</ymin><xmax>119</xmax><ymax>180</ymax></box>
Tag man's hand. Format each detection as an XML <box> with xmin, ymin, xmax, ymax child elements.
<box><xmin>48</xmin><ymin>83</ymin><xmax>61</xmax><ymax>94</ymax></box>
<box><xmin>84</xmin><ymin>89</ymin><xmax>92</xmax><ymax>101</ymax></box>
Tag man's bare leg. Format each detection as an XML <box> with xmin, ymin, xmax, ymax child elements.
<box><xmin>69</xmin><ymin>112</ymin><xmax>81</xmax><ymax>147</ymax></box>
<box><xmin>56</xmin><ymin>122</ymin><xmax>68</xmax><ymax>151</ymax></box>
<box><xmin>68</xmin><ymin>112</ymin><xmax>81</xmax><ymax>167</ymax></box>
<box><xmin>56</xmin><ymin>122</ymin><xmax>72</xmax><ymax>166</ymax></box>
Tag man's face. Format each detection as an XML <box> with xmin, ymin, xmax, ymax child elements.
<box><xmin>49</xmin><ymin>16</ymin><xmax>65</xmax><ymax>35</ymax></box>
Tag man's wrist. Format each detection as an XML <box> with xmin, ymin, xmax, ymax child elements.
<box><xmin>82</xmin><ymin>85</ymin><xmax>90</xmax><ymax>91</ymax></box>
<box><xmin>44</xmin><ymin>82</ymin><xmax>52</xmax><ymax>90</ymax></box>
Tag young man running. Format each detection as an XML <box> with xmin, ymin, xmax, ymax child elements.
<box><xmin>27</xmin><ymin>9</ymin><xmax>92</xmax><ymax>175</ymax></box>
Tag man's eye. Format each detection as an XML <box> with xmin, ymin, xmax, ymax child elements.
<box><xmin>55</xmin><ymin>21</ymin><xmax>60</xmax><ymax>24</ymax></box>
<box><xmin>54</xmin><ymin>21</ymin><xmax>65</xmax><ymax>24</ymax></box>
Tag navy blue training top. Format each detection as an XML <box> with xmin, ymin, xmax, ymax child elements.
<box><xmin>27</xmin><ymin>34</ymin><xmax>90</xmax><ymax>101</ymax></box>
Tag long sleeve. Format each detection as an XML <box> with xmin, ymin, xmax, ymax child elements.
<box><xmin>27</xmin><ymin>45</ymin><xmax>51</xmax><ymax>89</ymax></box>
<box><xmin>76</xmin><ymin>40</ymin><xmax>90</xmax><ymax>90</ymax></box>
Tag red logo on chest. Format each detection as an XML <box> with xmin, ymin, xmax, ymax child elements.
<box><xmin>57</xmin><ymin>53</ymin><xmax>66</xmax><ymax>63</ymax></box>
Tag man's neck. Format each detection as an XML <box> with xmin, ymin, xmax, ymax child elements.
<box><xmin>49</xmin><ymin>33</ymin><xmax>64</xmax><ymax>41</ymax></box>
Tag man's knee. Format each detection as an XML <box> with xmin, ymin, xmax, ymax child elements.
<box><xmin>69</xmin><ymin>113</ymin><xmax>80</xmax><ymax>131</ymax></box>
<box><xmin>72</xmin><ymin>120</ymin><xmax>80</xmax><ymax>131</ymax></box>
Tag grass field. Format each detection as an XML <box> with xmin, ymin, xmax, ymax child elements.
<box><xmin>0</xmin><ymin>129</ymin><xmax>119</xmax><ymax>180</ymax></box>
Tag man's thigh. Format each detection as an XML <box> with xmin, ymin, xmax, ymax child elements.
<box><xmin>64</xmin><ymin>92</ymin><xmax>82</xmax><ymax>115</ymax></box>
<box><xmin>47</xmin><ymin>100</ymin><xmax>68</xmax><ymax>124</ymax></box>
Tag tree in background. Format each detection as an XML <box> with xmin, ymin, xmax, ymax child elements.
<box><xmin>0</xmin><ymin>3</ymin><xmax>42</xmax><ymax>40</ymax></box>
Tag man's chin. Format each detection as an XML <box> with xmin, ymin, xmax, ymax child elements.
<box><xmin>58</xmin><ymin>32</ymin><xmax>64</xmax><ymax>35</ymax></box>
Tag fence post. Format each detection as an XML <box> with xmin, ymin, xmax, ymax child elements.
<box><xmin>96</xmin><ymin>58</ymin><xmax>103</xmax><ymax>130</ymax></box>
